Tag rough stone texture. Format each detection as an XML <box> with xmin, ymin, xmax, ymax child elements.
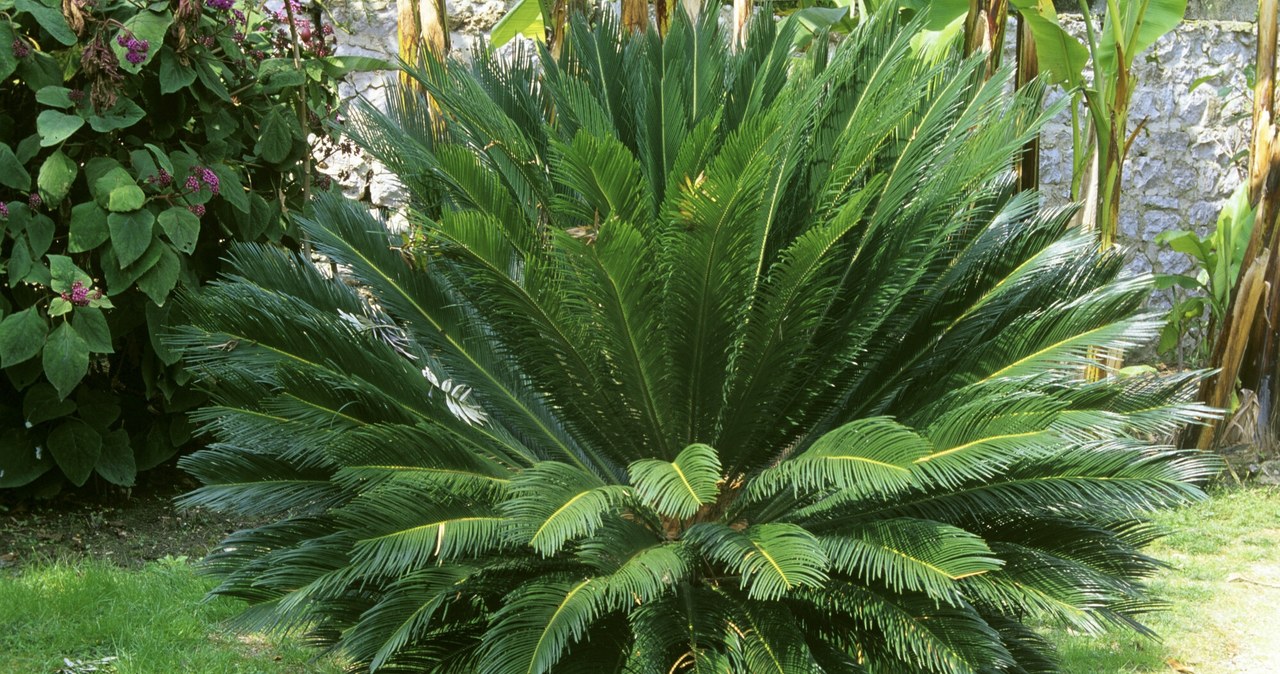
<box><xmin>1036</xmin><ymin>18</ymin><xmax>1254</xmax><ymax>307</ymax></box>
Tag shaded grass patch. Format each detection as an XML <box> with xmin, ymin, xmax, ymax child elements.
<box><xmin>0</xmin><ymin>555</ymin><xmax>347</xmax><ymax>673</ymax></box>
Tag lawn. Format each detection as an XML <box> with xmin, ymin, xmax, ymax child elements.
<box><xmin>1</xmin><ymin>487</ymin><xmax>1276</xmax><ymax>673</ymax></box>
<box><xmin>0</xmin><ymin>555</ymin><xmax>347</xmax><ymax>673</ymax></box>
<box><xmin>1054</xmin><ymin>486</ymin><xmax>1280</xmax><ymax>673</ymax></box>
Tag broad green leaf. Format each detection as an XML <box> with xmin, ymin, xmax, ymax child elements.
<box><xmin>95</xmin><ymin>429</ymin><xmax>136</xmax><ymax>486</ymax></box>
<box><xmin>108</xmin><ymin>209</ymin><xmax>156</xmax><ymax>266</ymax></box>
<box><xmin>89</xmin><ymin>98</ymin><xmax>146</xmax><ymax>132</ymax></box>
<box><xmin>158</xmin><ymin>47</ymin><xmax>196</xmax><ymax>93</ymax></box>
<box><xmin>25</xmin><ymin>211</ymin><xmax>54</xmax><ymax>256</ymax></box>
<box><xmin>35</xmin><ymin>85</ymin><xmax>74</xmax><ymax>108</ymax></box>
<box><xmin>0</xmin><ymin>428</ymin><xmax>53</xmax><ymax>488</ymax></box>
<box><xmin>47</xmin><ymin>297</ymin><xmax>73</xmax><ymax>317</ymax></box>
<box><xmin>37</xmin><ymin>110</ymin><xmax>85</xmax><ymax>147</ymax></box>
<box><xmin>23</xmin><ymin>382</ymin><xmax>76</xmax><ymax>426</ymax></box>
<box><xmin>210</xmin><ymin>164</ymin><xmax>249</xmax><ymax>213</ymax></box>
<box><xmin>73</xmin><ymin>307</ymin><xmax>113</xmax><ymax>353</ymax></box>
<box><xmin>37</xmin><ymin>150</ymin><xmax>77</xmax><ymax>206</ymax></box>
<box><xmin>920</xmin><ymin>0</ymin><xmax>968</xmax><ymax>30</ymax></box>
<box><xmin>16</xmin><ymin>0</ymin><xmax>76</xmax><ymax>45</ymax></box>
<box><xmin>490</xmin><ymin>0</ymin><xmax>545</xmax><ymax>48</ymax></box>
<box><xmin>145</xmin><ymin>301</ymin><xmax>181</xmax><ymax>366</ymax></box>
<box><xmin>48</xmin><ymin>254</ymin><xmax>92</xmax><ymax>293</ymax></box>
<box><xmin>107</xmin><ymin>184</ymin><xmax>147</xmax><ymax>212</ymax></box>
<box><xmin>145</xmin><ymin>144</ymin><xmax>174</xmax><ymax>175</ymax></box>
<box><xmin>7</xmin><ymin>235</ymin><xmax>34</xmax><ymax>287</ymax></box>
<box><xmin>47</xmin><ymin>419</ymin><xmax>102</xmax><ymax>486</ymax></box>
<box><xmin>195</xmin><ymin>59</ymin><xmax>231</xmax><ymax>101</ymax></box>
<box><xmin>135</xmin><ymin>424</ymin><xmax>176</xmax><ymax>472</ymax></box>
<box><xmin>158</xmin><ymin>207</ymin><xmax>201</xmax><ymax>253</ymax></box>
<box><xmin>0</xmin><ymin>142</ymin><xmax>32</xmax><ymax>190</ymax></box>
<box><xmin>100</xmin><ymin>237</ymin><xmax>163</xmax><ymax>292</ymax></box>
<box><xmin>43</xmin><ymin>321</ymin><xmax>90</xmax><ymax>399</ymax></box>
<box><xmin>17</xmin><ymin>51</ymin><xmax>61</xmax><ymax>91</ymax></box>
<box><xmin>1131</xmin><ymin>0</ymin><xmax>1186</xmax><ymax>59</ymax></box>
<box><xmin>911</xmin><ymin>13</ymin><xmax>966</xmax><ymax>61</ymax></box>
<box><xmin>1153</xmin><ymin>273</ymin><xmax>1203</xmax><ymax>291</ymax></box>
<box><xmin>0</xmin><ymin>306</ymin><xmax>48</xmax><ymax>367</ymax></box>
<box><xmin>312</xmin><ymin>55</ymin><xmax>395</xmax><ymax>78</ymax></box>
<box><xmin>0</xmin><ymin>23</ymin><xmax>17</xmax><ymax>81</ymax></box>
<box><xmin>204</xmin><ymin>107</ymin><xmax>238</xmax><ymax>142</ymax></box>
<box><xmin>69</xmin><ymin>202</ymin><xmax>110</xmax><ymax>252</ymax></box>
<box><xmin>136</xmin><ymin>245</ymin><xmax>180</xmax><ymax>305</ymax></box>
<box><xmin>92</xmin><ymin>167</ymin><xmax>136</xmax><ymax>208</ymax></box>
<box><xmin>261</xmin><ymin>68</ymin><xmax>307</xmax><ymax>93</ymax></box>
<box><xmin>1011</xmin><ymin>0</ymin><xmax>1088</xmax><ymax>87</ymax></box>
<box><xmin>254</xmin><ymin>109</ymin><xmax>300</xmax><ymax>164</ymax></box>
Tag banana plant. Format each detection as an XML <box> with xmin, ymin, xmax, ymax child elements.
<box><xmin>1012</xmin><ymin>0</ymin><xmax>1186</xmax><ymax>248</ymax></box>
<box><xmin>1155</xmin><ymin>184</ymin><xmax>1256</xmax><ymax>367</ymax></box>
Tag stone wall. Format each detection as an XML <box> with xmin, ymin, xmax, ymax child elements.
<box><xmin>318</xmin><ymin>4</ymin><xmax>1259</xmax><ymax>300</ymax></box>
<box><xmin>1038</xmin><ymin>18</ymin><xmax>1254</xmax><ymax>290</ymax></box>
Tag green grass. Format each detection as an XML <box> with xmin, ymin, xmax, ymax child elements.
<box><xmin>1054</xmin><ymin>486</ymin><xmax>1280</xmax><ymax>673</ymax></box>
<box><xmin>0</xmin><ymin>555</ymin><xmax>348</xmax><ymax>673</ymax></box>
<box><xmin>2</xmin><ymin>488</ymin><xmax>1277</xmax><ymax>673</ymax></box>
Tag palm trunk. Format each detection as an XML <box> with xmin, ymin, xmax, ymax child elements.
<box><xmin>964</xmin><ymin>0</ymin><xmax>1008</xmax><ymax>78</ymax></box>
<box><xmin>983</xmin><ymin>0</ymin><xmax>1008</xmax><ymax>78</ymax></box>
<box><xmin>964</xmin><ymin>0</ymin><xmax>984</xmax><ymax>57</ymax></box>
<box><xmin>420</xmin><ymin>0</ymin><xmax>449</xmax><ymax>58</ymax></box>
<box><xmin>732</xmin><ymin>0</ymin><xmax>750</xmax><ymax>51</ymax></box>
<box><xmin>397</xmin><ymin>0</ymin><xmax>449</xmax><ymax>134</ymax></box>
<box><xmin>622</xmin><ymin>0</ymin><xmax>648</xmax><ymax>33</ymax></box>
<box><xmin>655</xmin><ymin>0</ymin><xmax>669</xmax><ymax>35</ymax></box>
<box><xmin>397</xmin><ymin>0</ymin><xmax>420</xmax><ymax>86</ymax></box>
<box><xmin>1015</xmin><ymin>15</ymin><xmax>1039</xmax><ymax>192</ymax></box>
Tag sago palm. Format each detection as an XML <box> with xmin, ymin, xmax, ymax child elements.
<box><xmin>174</xmin><ymin>9</ymin><xmax>1220</xmax><ymax>673</ymax></box>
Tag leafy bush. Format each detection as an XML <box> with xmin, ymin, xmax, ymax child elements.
<box><xmin>0</xmin><ymin>0</ymin><xmax>383</xmax><ymax>491</ymax></box>
<box><xmin>176</xmin><ymin>11</ymin><xmax>1220</xmax><ymax>673</ymax></box>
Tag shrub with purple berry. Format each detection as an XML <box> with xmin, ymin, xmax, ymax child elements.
<box><xmin>0</xmin><ymin>0</ymin><xmax>390</xmax><ymax>494</ymax></box>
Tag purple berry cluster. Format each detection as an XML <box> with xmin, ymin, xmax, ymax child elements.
<box><xmin>207</xmin><ymin>0</ymin><xmax>233</xmax><ymax>10</ymax></box>
<box><xmin>116</xmin><ymin>32</ymin><xmax>150</xmax><ymax>65</ymax></box>
<box><xmin>0</xmin><ymin>202</ymin><xmax>8</xmax><ymax>218</ymax></box>
<box><xmin>28</xmin><ymin>193</ymin><xmax>42</xmax><ymax>211</ymax></box>
<box><xmin>12</xmin><ymin>38</ymin><xmax>30</xmax><ymax>58</ymax></box>
<box><xmin>187</xmin><ymin>167</ymin><xmax>220</xmax><ymax>195</ymax></box>
<box><xmin>147</xmin><ymin>168</ymin><xmax>173</xmax><ymax>188</ymax></box>
<box><xmin>189</xmin><ymin>204</ymin><xmax>206</xmax><ymax>217</ymax></box>
<box><xmin>61</xmin><ymin>281</ymin><xmax>102</xmax><ymax>307</ymax></box>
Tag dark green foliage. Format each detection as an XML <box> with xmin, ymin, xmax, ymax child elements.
<box><xmin>176</xmin><ymin>9</ymin><xmax>1220</xmax><ymax>673</ymax></box>
<box><xmin>0</xmin><ymin>0</ymin><xmax>387</xmax><ymax>491</ymax></box>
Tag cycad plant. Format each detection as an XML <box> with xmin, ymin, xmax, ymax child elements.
<box><xmin>174</xmin><ymin>9</ymin><xmax>1219</xmax><ymax>673</ymax></box>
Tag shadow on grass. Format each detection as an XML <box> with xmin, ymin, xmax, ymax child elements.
<box><xmin>1052</xmin><ymin>486</ymin><xmax>1280</xmax><ymax>674</ymax></box>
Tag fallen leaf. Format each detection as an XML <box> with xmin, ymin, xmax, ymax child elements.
<box><xmin>1165</xmin><ymin>657</ymin><xmax>1195</xmax><ymax>673</ymax></box>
